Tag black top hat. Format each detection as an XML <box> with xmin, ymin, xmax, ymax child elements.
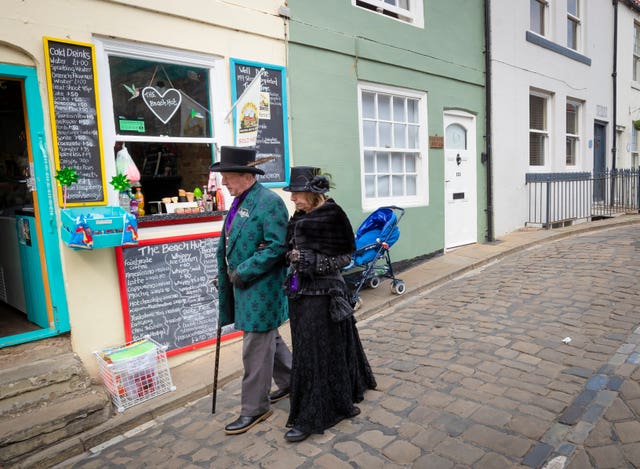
<box><xmin>283</xmin><ymin>166</ymin><xmax>330</xmax><ymax>193</ymax></box>
<box><xmin>209</xmin><ymin>146</ymin><xmax>266</xmax><ymax>175</ymax></box>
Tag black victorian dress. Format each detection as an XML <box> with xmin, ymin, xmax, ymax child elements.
<box><xmin>284</xmin><ymin>199</ymin><xmax>377</xmax><ymax>435</ymax></box>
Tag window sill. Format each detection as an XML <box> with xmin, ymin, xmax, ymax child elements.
<box><xmin>137</xmin><ymin>210</ymin><xmax>225</xmax><ymax>228</ymax></box>
<box><xmin>526</xmin><ymin>31</ymin><xmax>591</xmax><ymax>66</ymax></box>
<box><xmin>362</xmin><ymin>199</ymin><xmax>427</xmax><ymax>212</ymax></box>
<box><xmin>525</xmin><ymin>166</ymin><xmax>552</xmax><ymax>175</ymax></box>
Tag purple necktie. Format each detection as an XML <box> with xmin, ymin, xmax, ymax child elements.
<box><xmin>225</xmin><ymin>189</ymin><xmax>249</xmax><ymax>234</ymax></box>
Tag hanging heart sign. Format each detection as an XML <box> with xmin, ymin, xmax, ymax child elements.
<box><xmin>142</xmin><ymin>87</ymin><xmax>182</xmax><ymax>124</ymax></box>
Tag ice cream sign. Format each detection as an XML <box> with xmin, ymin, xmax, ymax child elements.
<box><xmin>142</xmin><ymin>86</ymin><xmax>182</xmax><ymax>124</ymax></box>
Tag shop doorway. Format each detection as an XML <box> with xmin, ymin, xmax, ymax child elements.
<box><xmin>0</xmin><ymin>64</ymin><xmax>69</xmax><ymax>348</ymax></box>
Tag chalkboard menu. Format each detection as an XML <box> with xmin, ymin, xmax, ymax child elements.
<box><xmin>117</xmin><ymin>234</ymin><xmax>231</xmax><ymax>355</ymax></box>
<box><xmin>231</xmin><ymin>60</ymin><xmax>289</xmax><ymax>186</ymax></box>
<box><xmin>44</xmin><ymin>38</ymin><xmax>106</xmax><ymax>205</ymax></box>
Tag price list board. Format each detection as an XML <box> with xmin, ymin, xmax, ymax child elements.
<box><xmin>44</xmin><ymin>38</ymin><xmax>107</xmax><ymax>205</ymax></box>
<box><xmin>116</xmin><ymin>234</ymin><xmax>238</xmax><ymax>356</ymax></box>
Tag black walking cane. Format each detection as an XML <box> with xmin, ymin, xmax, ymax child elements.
<box><xmin>211</xmin><ymin>276</ymin><xmax>222</xmax><ymax>414</ymax></box>
<box><xmin>211</xmin><ymin>319</ymin><xmax>222</xmax><ymax>414</ymax></box>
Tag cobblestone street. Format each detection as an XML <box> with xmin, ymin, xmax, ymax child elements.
<box><xmin>60</xmin><ymin>225</ymin><xmax>640</xmax><ymax>469</ymax></box>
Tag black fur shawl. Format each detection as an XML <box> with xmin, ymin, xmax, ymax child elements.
<box><xmin>287</xmin><ymin>199</ymin><xmax>355</xmax><ymax>256</ymax></box>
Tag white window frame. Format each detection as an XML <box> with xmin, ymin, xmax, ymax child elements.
<box><xmin>567</xmin><ymin>0</ymin><xmax>581</xmax><ymax>51</ymax></box>
<box><xmin>530</xmin><ymin>0</ymin><xmax>548</xmax><ymax>37</ymax></box>
<box><xmin>357</xmin><ymin>82</ymin><xmax>428</xmax><ymax>211</ymax></box>
<box><xmin>529</xmin><ymin>90</ymin><xmax>551</xmax><ymax>170</ymax></box>
<box><xmin>565</xmin><ymin>98</ymin><xmax>581</xmax><ymax>167</ymax></box>
<box><xmin>94</xmin><ymin>37</ymin><xmax>229</xmax><ymax>204</ymax></box>
<box><xmin>94</xmin><ymin>37</ymin><xmax>228</xmax><ymax>147</ymax></box>
<box><xmin>634</xmin><ymin>23</ymin><xmax>640</xmax><ymax>82</ymax></box>
<box><xmin>352</xmin><ymin>0</ymin><xmax>424</xmax><ymax>28</ymax></box>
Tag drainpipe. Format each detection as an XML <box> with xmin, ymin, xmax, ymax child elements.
<box><xmin>610</xmin><ymin>0</ymin><xmax>619</xmax><ymax>208</ymax></box>
<box><xmin>483</xmin><ymin>0</ymin><xmax>495</xmax><ymax>242</ymax></box>
<box><xmin>612</xmin><ymin>0</ymin><xmax>618</xmax><ymax>173</ymax></box>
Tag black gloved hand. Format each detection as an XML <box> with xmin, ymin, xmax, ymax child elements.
<box><xmin>286</xmin><ymin>249</ymin><xmax>300</xmax><ymax>264</ymax></box>
<box><xmin>297</xmin><ymin>249</ymin><xmax>316</xmax><ymax>273</ymax></box>
<box><xmin>228</xmin><ymin>270</ymin><xmax>247</xmax><ymax>289</ymax></box>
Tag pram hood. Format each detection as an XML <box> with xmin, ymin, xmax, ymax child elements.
<box><xmin>350</xmin><ymin>207</ymin><xmax>400</xmax><ymax>267</ymax></box>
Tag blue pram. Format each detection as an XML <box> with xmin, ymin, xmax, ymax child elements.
<box><xmin>343</xmin><ymin>206</ymin><xmax>405</xmax><ymax>307</ymax></box>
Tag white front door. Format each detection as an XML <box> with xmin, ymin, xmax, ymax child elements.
<box><xmin>444</xmin><ymin>111</ymin><xmax>477</xmax><ymax>249</ymax></box>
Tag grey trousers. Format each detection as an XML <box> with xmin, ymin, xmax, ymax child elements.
<box><xmin>241</xmin><ymin>329</ymin><xmax>292</xmax><ymax>416</ymax></box>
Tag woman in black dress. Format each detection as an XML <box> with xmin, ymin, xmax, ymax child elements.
<box><xmin>282</xmin><ymin>166</ymin><xmax>377</xmax><ymax>443</ymax></box>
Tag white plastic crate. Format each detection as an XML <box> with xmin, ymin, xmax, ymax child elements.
<box><xmin>94</xmin><ymin>337</ymin><xmax>176</xmax><ymax>412</ymax></box>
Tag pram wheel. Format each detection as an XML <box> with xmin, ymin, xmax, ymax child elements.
<box><xmin>391</xmin><ymin>280</ymin><xmax>406</xmax><ymax>295</ymax></box>
<box><xmin>368</xmin><ymin>276</ymin><xmax>381</xmax><ymax>289</ymax></box>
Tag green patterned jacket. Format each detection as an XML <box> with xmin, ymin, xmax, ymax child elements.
<box><xmin>216</xmin><ymin>182</ymin><xmax>288</xmax><ymax>332</ymax></box>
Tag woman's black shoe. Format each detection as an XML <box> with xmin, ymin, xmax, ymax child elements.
<box><xmin>269</xmin><ymin>387</ymin><xmax>290</xmax><ymax>404</ymax></box>
<box><xmin>285</xmin><ymin>427</ymin><xmax>310</xmax><ymax>442</ymax></box>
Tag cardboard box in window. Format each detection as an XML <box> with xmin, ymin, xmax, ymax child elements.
<box><xmin>60</xmin><ymin>206</ymin><xmax>136</xmax><ymax>249</ymax></box>
<box><xmin>163</xmin><ymin>202</ymin><xmax>199</xmax><ymax>214</ymax></box>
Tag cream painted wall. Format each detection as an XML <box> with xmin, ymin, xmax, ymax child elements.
<box><xmin>0</xmin><ymin>0</ymin><xmax>288</xmax><ymax>376</ymax></box>
<box><xmin>0</xmin><ymin>44</ymin><xmax>34</xmax><ymax>67</ymax></box>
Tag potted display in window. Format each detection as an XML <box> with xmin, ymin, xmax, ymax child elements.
<box><xmin>110</xmin><ymin>173</ymin><xmax>133</xmax><ymax>212</ymax></box>
<box><xmin>54</xmin><ymin>167</ymin><xmax>79</xmax><ymax>210</ymax></box>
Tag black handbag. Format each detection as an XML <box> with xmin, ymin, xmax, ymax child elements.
<box><xmin>330</xmin><ymin>295</ymin><xmax>354</xmax><ymax>322</ymax></box>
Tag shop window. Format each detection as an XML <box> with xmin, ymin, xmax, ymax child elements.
<box><xmin>109</xmin><ymin>56</ymin><xmax>212</xmax><ymax>139</ymax></box>
<box><xmin>97</xmin><ymin>39</ymin><xmax>222</xmax><ymax>215</ymax></box>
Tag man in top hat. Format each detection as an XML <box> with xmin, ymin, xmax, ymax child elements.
<box><xmin>211</xmin><ymin>146</ymin><xmax>292</xmax><ymax>435</ymax></box>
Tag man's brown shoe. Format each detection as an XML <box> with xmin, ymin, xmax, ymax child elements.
<box><xmin>224</xmin><ymin>409</ymin><xmax>273</xmax><ymax>435</ymax></box>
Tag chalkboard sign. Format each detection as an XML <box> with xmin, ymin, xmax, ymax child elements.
<box><xmin>231</xmin><ymin>60</ymin><xmax>289</xmax><ymax>186</ymax></box>
<box><xmin>44</xmin><ymin>38</ymin><xmax>107</xmax><ymax>205</ymax></box>
<box><xmin>116</xmin><ymin>234</ymin><xmax>238</xmax><ymax>355</ymax></box>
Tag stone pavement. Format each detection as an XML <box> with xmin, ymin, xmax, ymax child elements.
<box><xmin>54</xmin><ymin>214</ymin><xmax>640</xmax><ymax>469</ymax></box>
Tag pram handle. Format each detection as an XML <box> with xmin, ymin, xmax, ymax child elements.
<box><xmin>378</xmin><ymin>206</ymin><xmax>405</xmax><ymax>221</ymax></box>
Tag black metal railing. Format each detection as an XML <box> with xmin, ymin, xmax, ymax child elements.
<box><xmin>526</xmin><ymin>169</ymin><xmax>640</xmax><ymax>228</ymax></box>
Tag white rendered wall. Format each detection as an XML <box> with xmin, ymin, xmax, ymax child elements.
<box><xmin>617</xmin><ymin>5</ymin><xmax>640</xmax><ymax>170</ymax></box>
<box><xmin>490</xmin><ymin>0</ymin><xmax>614</xmax><ymax>236</ymax></box>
